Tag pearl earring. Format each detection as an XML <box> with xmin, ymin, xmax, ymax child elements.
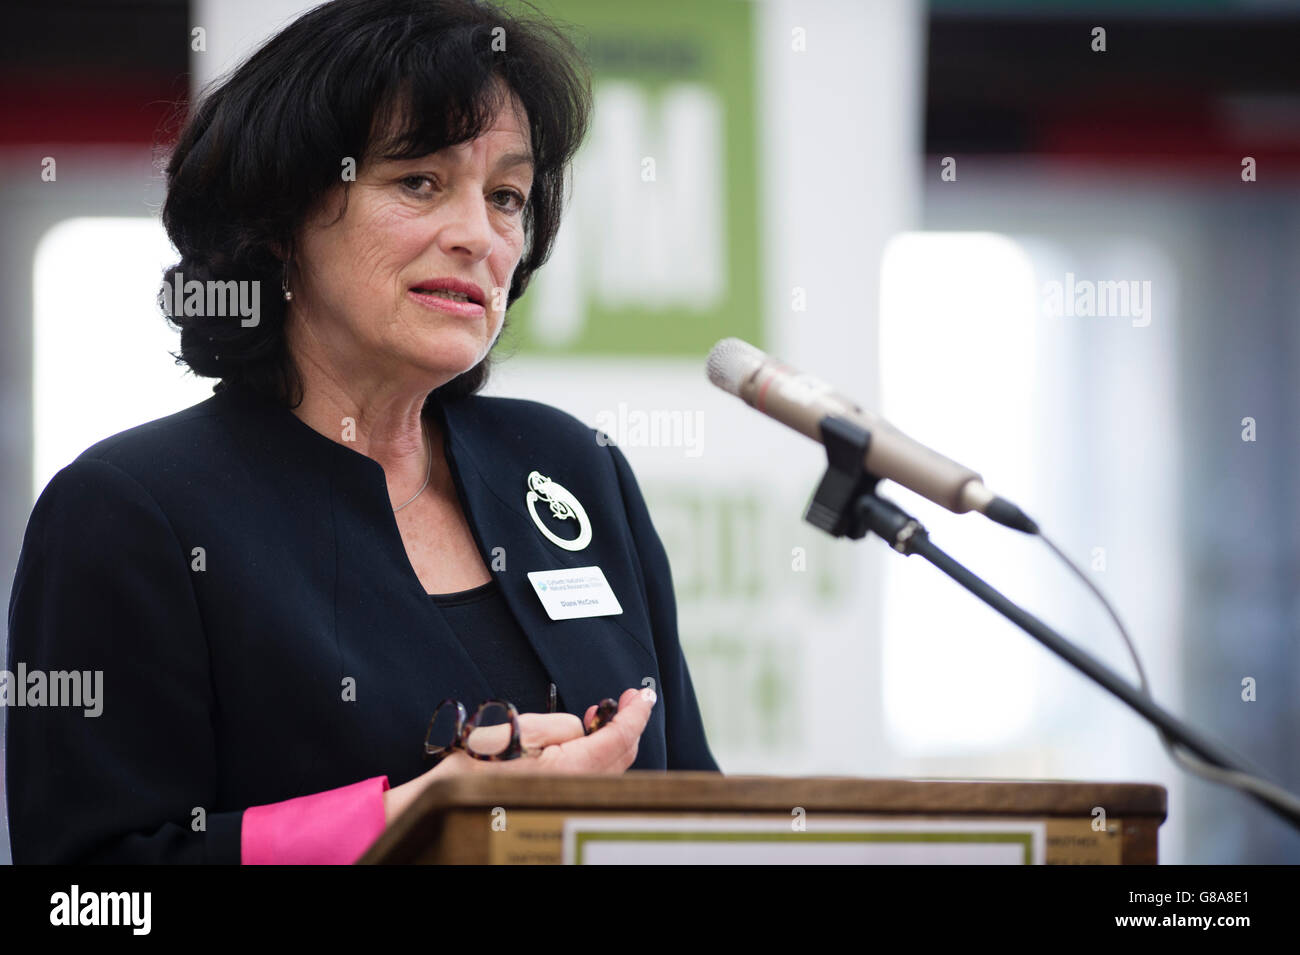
<box><xmin>282</xmin><ymin>262</ymin><xmax>293</xmax><ymax>301</ymax></box>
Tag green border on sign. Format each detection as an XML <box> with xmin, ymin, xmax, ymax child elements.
<box><xmin>501</xmin><ymin>0</ymin><xmax>761</xmax><ymax>355</ymax></box>
<box><xmin>573</xmin><ymin>830</ymin><xmax>1036</xmax><ymax>864</ymax></box>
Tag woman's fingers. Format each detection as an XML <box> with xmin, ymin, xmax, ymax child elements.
<box><xmin>535</xmin><ymin>687</ymin><xmax>655</xmax><ymax>773</ymax></box>
<box><xmin>435</xmin><ymin>689</ymin><xmax>657</xmax><ymax>777</ymax></box>
<box><xmin>463</xmin><ymin>722</ymin><xmax>513</xmax><ymax>754</ymax></box>
<box><xmin>515</xmin><ymin>711</ymin><xmax>584</xmax><ymax>750</ymax></box>
<box><xmin>451</xmin><ymin>712</ymin><xmax>582</xmax><ymax>761</ymax></box>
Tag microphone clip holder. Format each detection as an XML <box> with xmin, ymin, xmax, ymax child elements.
<box><xmin>804</xmin><ymin>415</ymin><xmax>929</xmax><ymax>555</ymax></box>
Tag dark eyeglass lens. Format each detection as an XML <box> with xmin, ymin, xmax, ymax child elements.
<box><xmin>466</xmin><ymin>702</ymin><xmax>513</xmax><ymax>757</ymax></box>
<box><xmin>425</xmin><ymin>703</ymin><xmax>461</xmax><ymax>754</ymax></box>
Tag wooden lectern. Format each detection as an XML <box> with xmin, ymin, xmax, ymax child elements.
<box><xmin>357</xmin><ymin>773</ymin><xmax>1166</xmax><ymax>864</ymax></box>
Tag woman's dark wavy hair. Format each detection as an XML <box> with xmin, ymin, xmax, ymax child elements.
<box><xmin>160</xmin><ymin>0</ymin><xmax>591</xmax><ymax>407</ymax></box>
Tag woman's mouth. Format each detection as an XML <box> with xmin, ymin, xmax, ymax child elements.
<box><xmin>408</xmin><ymin>288</ymin><xmax>487</xmax><ymax>318</ymax></box>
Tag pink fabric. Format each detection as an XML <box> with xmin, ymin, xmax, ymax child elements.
<box><xmin>242</xmin><ymin>775</ymin><xmax>390</xmax><ymax>864</ymax></box>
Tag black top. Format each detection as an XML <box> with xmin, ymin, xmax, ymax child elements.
<box><xmin>6</xmin><ymin>381</ymin><xmax>719</xmax><ymax>863</ymax></box>
<box><xmin>431</xmin><ymin>580</ymin><xmax>556</xmax><ymax>714</ymax></box>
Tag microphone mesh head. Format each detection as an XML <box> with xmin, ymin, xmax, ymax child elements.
<box><xmin>706</xmin><ymin>337</ymin><xmax>765</xmax><ymax>395</ymax></box>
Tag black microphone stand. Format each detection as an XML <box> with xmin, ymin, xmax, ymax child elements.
<box><xmin>807</xmin><ymin>414</ymin><xmax>1300</xmax><ymax>832</ymax></box>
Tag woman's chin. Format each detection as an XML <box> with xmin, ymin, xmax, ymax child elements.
<box><xmin>415</xmin><ymin>341</ymin><xmax>489</xmax><ymax>382</ymax></box>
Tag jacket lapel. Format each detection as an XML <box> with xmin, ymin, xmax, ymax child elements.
<box><xmin>435</xmin><ymin>396</ymin><xmax>653</xmax><ymax>718</ymax></box>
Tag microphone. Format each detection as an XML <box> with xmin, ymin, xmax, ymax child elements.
<box><xmin>705</xmin><ymin>337</ymin><xmax>1038</xmax><ymax>534</ymax></box>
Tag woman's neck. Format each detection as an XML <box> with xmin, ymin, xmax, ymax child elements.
<box><xmin>288</xmin><ymin>368</ymin><xmax>447</xmax><ymax>509</ymax></box>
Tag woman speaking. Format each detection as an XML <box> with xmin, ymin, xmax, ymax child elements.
<box><xmin>5</xmin><ymin>0</ymin><xmax>718</xmax><ymax>864</ymax></box>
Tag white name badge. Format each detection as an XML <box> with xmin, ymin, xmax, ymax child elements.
<box><xmin>526</xmin><ymin>566</ymin><xmax>624</xmax><ymax>620</ymax></box>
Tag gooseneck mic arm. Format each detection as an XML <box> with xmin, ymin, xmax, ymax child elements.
<box><xmin>811</xmin><ymin>413</ymin><xmax>1300</xmax><ymax>832</ymax></box>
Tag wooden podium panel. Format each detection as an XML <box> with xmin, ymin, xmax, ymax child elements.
<box><xmin>357</xmin><ymin>773</ymin><xmax>1166</xmax><ymax>864</ymax></box>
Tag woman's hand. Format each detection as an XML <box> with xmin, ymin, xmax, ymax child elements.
<box><xmin>383</xmin><ymin>686</ymin><xmax>656</xmax><ymax>824</ymax></box>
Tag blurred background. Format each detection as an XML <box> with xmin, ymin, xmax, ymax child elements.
<box><xmin>2</xmin><ymin>0</ymin><xmax>1298</xmax><ymax>864</ymax></box>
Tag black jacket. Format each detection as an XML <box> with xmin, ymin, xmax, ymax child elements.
<box><xmin>5</xmin><ymin>381</ymin><xmax>719</xmax><ymax>863</ymax></box>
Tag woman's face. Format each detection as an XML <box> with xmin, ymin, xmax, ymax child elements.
<box><xmin>289</xmin><ymin>90</ymin><xmax>534</xmax><ymax>393</ymax></box>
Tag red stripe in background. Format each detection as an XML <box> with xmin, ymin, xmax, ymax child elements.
<box><xmin>0</xmin><ymin>70</ymin><xmax>189</xmax><ymax>147</ymax></box>
<box><xmin>1035</xmin><ymin>96</ymin><xmax>1300</xmax><ymax>173</ymax></box>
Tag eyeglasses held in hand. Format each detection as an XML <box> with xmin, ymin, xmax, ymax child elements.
<box><xmin>422</xmin><ymin>691</ymin><xmax>622</xmax><ymax>764</ymax></box>
<box><xmin>423</xmin><ymin>699</ymin><xmax>531</xmax><ymax>764</ymax></box>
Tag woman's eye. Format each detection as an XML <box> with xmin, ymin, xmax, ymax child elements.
<box><xmin>399</xmin><ymin>176</ymin><xmax>525</xmax><ymax>213</ymax></box>
<box><xmin>493</xmin><ymin>188</ymin><xmax>528</xmax><ymax>214</ymax></box>
<box><xmin>400</xmin><ymin>175</ymin><xmax>436</xmax><ymax>195</ymax></box>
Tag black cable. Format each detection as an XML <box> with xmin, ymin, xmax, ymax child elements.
<box><xmin>854</xmin><ymin>492</ymin><xmax>1300</xmax><ymax>831</ymax></box>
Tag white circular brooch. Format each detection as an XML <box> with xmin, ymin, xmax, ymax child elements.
<box><xmin>525</xmin><ymin>470</ymin><xmax>592</xmax><ymax>552</ymax></box>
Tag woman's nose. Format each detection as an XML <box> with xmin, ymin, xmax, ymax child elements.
<box><xmin>435</xmin><ymin>186</ymin><xmax>494</xmax><ymax>259</ymax></box>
